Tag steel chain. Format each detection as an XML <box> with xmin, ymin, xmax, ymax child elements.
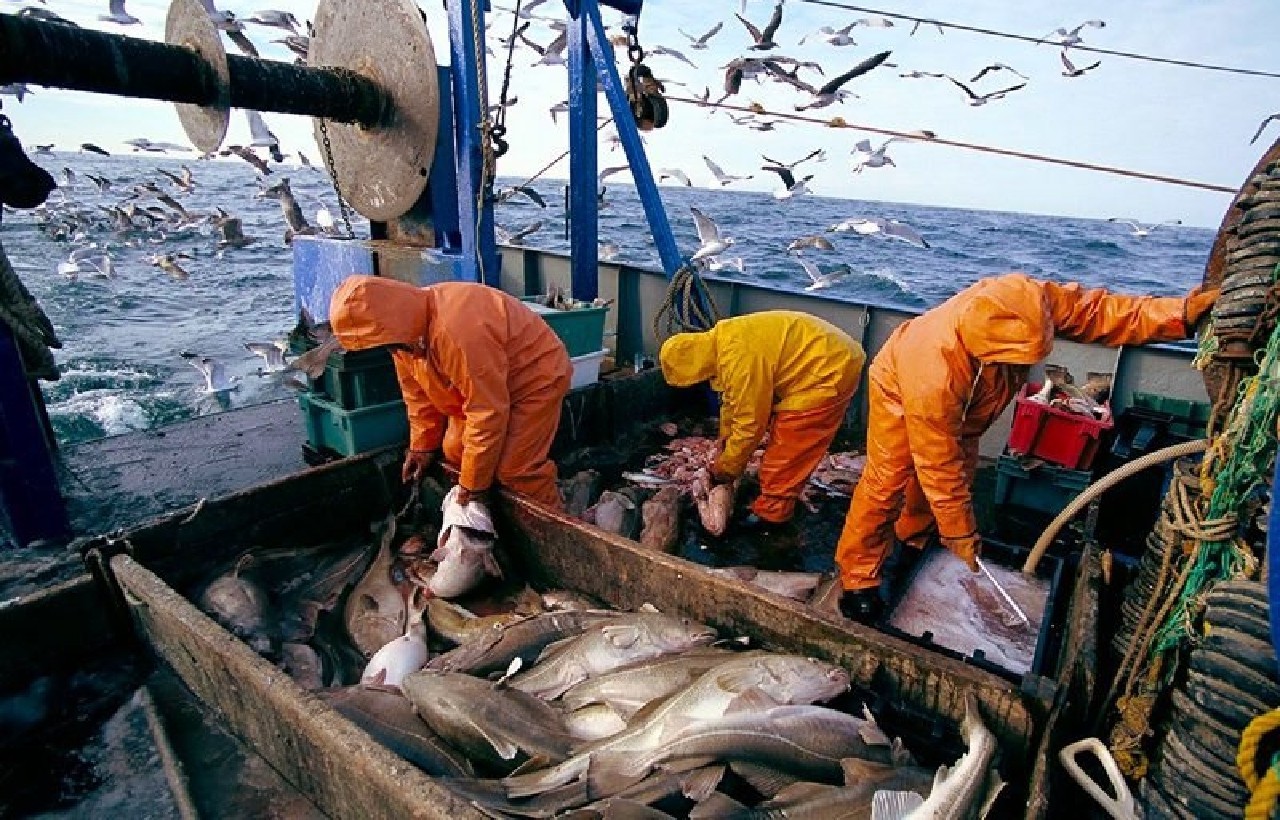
<box><xmin>318</xmin><ymin>117</ymin><xmax>356</xmax><ymax>239</ymax></box>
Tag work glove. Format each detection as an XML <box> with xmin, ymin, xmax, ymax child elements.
<box><xmin>1184</xmin><ymin>285</ymin><xmax>1220</xmax><ymax>331</ymax></box>
<box><xmin>940</xmin><ymin>532</ymin><xmax>982</xmax><ymax>573</ymax></box>
<box><xmin>402</xmin><ymin>449</ymin><xmax>436</xmax><ymax>484</ymax></box>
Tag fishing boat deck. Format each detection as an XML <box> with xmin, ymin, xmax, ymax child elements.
<box><xmin>1</xmin><ymin>399</ymin><xmax>308</xmax><ymax>601</ymax></box>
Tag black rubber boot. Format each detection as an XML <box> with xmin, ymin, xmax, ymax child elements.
<box><xmin>839</xmin><ymin>589</ymin><xmax>885</xmax><ymax>624</ymax></box>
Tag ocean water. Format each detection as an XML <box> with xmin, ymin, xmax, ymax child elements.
<box><xmin>5</xmin><ymin>153</ymin><xmax>1213</xmax><ymax>448</ymax></box>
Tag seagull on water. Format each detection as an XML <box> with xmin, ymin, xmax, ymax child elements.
<box><xmin>100</xmin><ymin>0</ymin><xmax>141</xmax><ymax>25</ymax></box>
<box><xmin>796</xmin><ymin>259</ymin><xmax>852</xmax><ymax>292</ymax></box>
<box><xmin>703</xmin><ymin>155</ymin><xmax>753</xmax><ymax>186</ymax></box>
<box><xmin>680</xmin><ymin>22</ymin><xmax>723</xmax><ymax>50</ymax></box>
<box><xmin>1107</xmin><ymin>218</ymin><xmax>1181</xmax><ymax>238</ymax></box>
<box><xmin>33</xmin><ymin>144</ymin><xmax>54</xmax><ymax>155</ymax></box>
<box><xmin>829</xmin><ymin>217</ymin><xmax>930</xmax><ymax>248</ymax></box>
<box><xmin>735</xmin><ymin>3</ymin><xmax>784</xmax><ymax>51</ymax></box>
<box><xmin>181</xmin><ymin>353</ymin><xmax>239</xmax><ymax>394</ymax></box>
<box><xmin>690</xmin><ymin>207</ymin><xmax>734</xmax><ymax>261</ymax></box>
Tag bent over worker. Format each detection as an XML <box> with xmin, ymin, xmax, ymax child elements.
<box><xmin>835</xmin><ymin>272</ymin><xmax>1218</xmax><ymax>622</ymax></box>
<box><xmin>329</xmin><ymin>275</ymin><xmax>572</xmax><ymax>509</ymax></box>
<box><xmin>659</xmin><ymin>310</ymin><xmax>866</xmax><ymax>527</ymax></box>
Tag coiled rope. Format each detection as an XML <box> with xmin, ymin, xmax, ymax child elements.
<box><xmin>652</xmin><ymin>265</ymin><xmax>722</xmax><ymax>342</ymax></box>
<box><xmin>1239</xmin><ymin>708</ymin><xmax>1280</xmax><ymax>820</ymax></box>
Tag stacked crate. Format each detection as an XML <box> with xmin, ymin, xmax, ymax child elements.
<box><xmin>292</xmin><ymin>336</ymin><xmax>409</xmax><ymax>461</ymax></box>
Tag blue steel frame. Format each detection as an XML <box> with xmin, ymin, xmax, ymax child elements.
<box><xmin>448</xmin><ymin>0</ymin><xmax>501</xmax><ymax>286</ymax></box>
<box><xmin>565</xmin><ymin>0</ymin><xmax>684</xmax><ymax>300</ymax></box>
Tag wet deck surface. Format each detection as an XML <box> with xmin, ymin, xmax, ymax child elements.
<box><xmin>2</xmin><ymin>399</ymin><xmax>310</xmax><ymax>601</ymax></box>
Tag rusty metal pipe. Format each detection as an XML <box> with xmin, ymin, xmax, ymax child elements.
<box><xmin>0</xmin><ymin>15</ymin><xmax>390</xmax><ymax>126</ymax></box>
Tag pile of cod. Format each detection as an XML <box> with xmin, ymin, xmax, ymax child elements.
<box><xmin>195</xmin><ymin>495</ymin><xmax>1000</xmax><ymax>819</ymax></box>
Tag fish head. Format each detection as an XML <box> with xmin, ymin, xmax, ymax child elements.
<box><xmin>639</xmin><ymin>613</ymin><xmax>719</xmax><ymax>652</ymax></box>
<box><xmin>752</xmin><ymin>655</ymin><xmax>851</xmax><ymax>704</ymax></box>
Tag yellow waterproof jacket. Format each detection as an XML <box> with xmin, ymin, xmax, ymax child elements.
<box><xmin>659</xmin><ymin>310</ymin><xmax>865</xmax><ymax>477</ymax></box>
<box><xmin>329</xmin><ymin>276</ymin><xmax>571</xmax><ymax>493</ymax></box>
<box><xmin>873</xmin><ymin>272</ymin><xmax>1189</xmax><ymax>540</ymax></box>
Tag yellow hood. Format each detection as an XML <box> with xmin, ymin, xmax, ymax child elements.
<box><xmin>329</xmin><ymin>275</ymin><xmax>432</xmax><ymax>351</ymax></box>
<box><xmin>659</xmin><ymin>331</ymin><xmax>718</xmax><ymax>387</ymax></box>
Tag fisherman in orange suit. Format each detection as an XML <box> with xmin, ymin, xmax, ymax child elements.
<box><xmin>329</xmin><ymin>275</ymin><xmax>572</xmax><ymax>509</ymax></box>
<box><xmin>835</xmin><ymin>272</ymin><xmax>1219</xmax><ymax>622</ymax></box>
<box><xmin>659</xmin><ymin>310</ymin><xmax>866</xmax><ymax>529</ymax></box>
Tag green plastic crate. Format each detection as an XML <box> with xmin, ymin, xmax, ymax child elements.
<box><xmin>522</xmin><ymin>298</ymin><xmax>608</xmax><ymax>357</ymax></box>
<box><xmin>288</xmin><ymin>335</ymin><xmax>403</xmax><ymax>411</ymax></box>
<box><xmin>298</xmin><ymin>392</ymin><xmax>408</xmax><ymax>457</ymax></box>
<box><xmin>993</xmin><ymin>454</ymin><xmax>1092</xmax><ymax>517</ymax></box>
<box><xmin>1130</xmin><ymin>391</ymin><xmax>1210</xmax><ymax>438</ymax></box>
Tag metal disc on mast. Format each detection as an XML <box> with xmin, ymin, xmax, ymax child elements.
<box><xmin>165</xmin><ymin>0</ymin><xmax>231</xmax><ymax>153</ymax></box>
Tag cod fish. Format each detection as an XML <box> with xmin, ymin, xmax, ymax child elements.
<box><xmin>430</xmin><ymin>486</ymin><xmax>502</xmax><ymax>598</ymax></box>
<box><xmin>427</xmin><ymin>609</ymin><xmax>621</xmax><ymax>676</ymax></box>
<box><xmin>427</xmin><ymin>597</ymin><xmax>527</xmax><ymax>646</ymax></box>
<box><xmin>199</xmin><ymin>554</ymin><xmax>277</xmax><ymax>657</ymax></box>
<box><xmin>403</xmin><ymin>669</ymin><xmax>577</xmax><ymax>774</ymax></box>
<box><xmin>505</xmin><ymin>653</ymin><xmax>851</xmax><ymax>798</ymax></box>
<box><xmin>697</xmin><ymin>483</ymin><xmax>734</xmax><ymax>537</ymax></box>
<box><xmin>690</xmin><ymin>759</ymin><xmax>935</xmax><ymax>819</ymax></box>
<box><xmin>563</xmin><ymin>702</ymin><xmax>630</xmax><ymax>742</ymax></box>
<box><xmin>361</xmin><ymin>599</ymin><xmax>430</xmax><ymax>690</ymax></box>
<box><xmin>585</xmin><ymin>704</ymin><xmax>896</xmax><ymax>799</ymax></box>
<box><xmin>592</xmin><ymin>491</ymin><xmax>639</xmax><ymax>539</ymax></box>
<box><xmin>559</xmin><ymin>647</ymin><xmax>747</xmax><ymax>718</ymax></box>
<box><xmin>873</xmin><ymin>692</ymin><xmax>1001</xmax><ymax>820</ymax></box>
<box><xmin>639</xmin><ymin>486</ymin><xmax>682</xmax><ymax>553</ymax></box>
<box><xmin>344</xmin><ymin>517</ymin><xmax>412</xmax><ymax>657</ymax></box>
<box><xmin>509</xmin><ymin>612</ymin><xmax>719</xmax><ymax>699</ymax></box>
<box><xmin>708</xmin><ymin>567</ymin><xmax>825</xmax><ymax>602</ymax></box>
<box><xmin>318</xmin><ymin>686</ymin><xmax>474</xmax><ymax>777</ymax></box>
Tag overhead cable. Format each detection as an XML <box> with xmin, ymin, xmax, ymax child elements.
<box><xmin>798</xmin><ymin>0</ymin><xmax>1280</xmax><ymax>80</ymax></box>
<box><xmin>665</xmin><ymin>95</ymin><xmax>1237</xmax><ymax>194</ymax></box>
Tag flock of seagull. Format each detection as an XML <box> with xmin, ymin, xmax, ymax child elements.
<box><xmin>2</xmin><ymin>1</ymin><xmax>1193</xmax><ymax>394</ymax></box>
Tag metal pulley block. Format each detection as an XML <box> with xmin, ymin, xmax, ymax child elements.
<box><xmin>625</xmin><ymin>63</ymin><xmax>668</xmax><ymax>131</ymax></box>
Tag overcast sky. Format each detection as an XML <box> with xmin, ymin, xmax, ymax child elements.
<box><xmin>6</xmin><ymin>0</ymin><xmax>1277</xmax><ymax>226</ymax></box>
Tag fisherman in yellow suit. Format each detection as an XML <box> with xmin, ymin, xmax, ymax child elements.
<box><xmin>659</xmin><ymin>310</ymin><xmax>866</xmax><ymax>529</ymax></box>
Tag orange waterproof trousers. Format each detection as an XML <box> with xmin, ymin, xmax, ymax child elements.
<box><xmin>835</xmin><ymin>379</ymin><xmax>978</xmax><ymax>590</ymax></box>
<box><xmin>751</xmin><ymin>391</ymin><xmax>855</xmax><ymax>523</ymax></box>
<box><xmin>441</xmin><ymin>374</ymin><xmax>568</xmax><ymax>510</ymax></box>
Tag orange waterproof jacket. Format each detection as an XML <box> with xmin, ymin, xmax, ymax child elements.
<box><xmin>874</xmin><ymin>272</ymin><xmax>1190</xmax><ymax>541</ymax></box>
<box><xmin>329</xmin><ymin>276</ymin><xmax>572</xmax><ymax>493</ymax></box>
<box><xmin>659</xmin><ymin>310</ymin><xmax>865</xmax><ymax>477</ymax></box>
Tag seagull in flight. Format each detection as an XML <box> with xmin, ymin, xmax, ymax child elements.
<box><xmin>762</xmin><ymin>166</ymin><xmax>813</xmax><ymax>201</ymax></box>
<box><xmin>244</xmin><ymin>10</ymin><xmax>300</xmax><ymax>34</ymax></box>
<box><xmin>496</xmin><ymin>220</ymin><xmax>544</xmax><ymax>245</ymax></box>
<box><xmin>787</xmin><ymin>234</ymin><xmax>835</xmax><ymax>253</ymax></box>
<box><xmin>851</xmin><ymin>138</ymin><xmax>899</xmax><ymax>172</ymax></box>
<box><xmin>799</xmin><ymin>23</ymin><xmax>857</xmax><ymax>47</ymax></box>
<box><xmin>99</xmin><ymin>0</ymin><xmax>140</xmax><ymax>25</ymax></box>
<box><xmin>679</xmin><ymin>22</ymin><xmax>723</xmax><ymax>50</ymax></box>
<box><xmin>1040</xmin><ymin>19</ymin><xmax>1105</xmax><ymax>47</ymax></box>
<box><xmin>970</xmin><ymin>63</ymin><xmax>1028</xmax><ymax>84</ymax></box>
<box><xmin>650</xmin><ymin>46</ymin><xmax>697</xmax><ymax>68</ymax></box>
<box><xmin>658</xmin><ymin>168</ymin><xmax>692</xmax><ymax>187</ymax></box>
<box><xmin>245</xmin><ymin>341</ymin><xmax>288</xmax><ymax>373</ymax></box>
<box><xmin>703</xmin><ymin>156</ymin><xmax>753</xmax><ymax>186</ymax></box>
<box><xmin>794</xmin><ymin>50</ymin><xmax>892</xmax><ymax>110</ymax></box>
<box><xmin>829</xmin><ymin>217</ymin><xmax>930</xmax><ymax>248</ymax></box>
<box><xmin>946</xmin><ymin>76</ymin><xmax>1026</xmax><ymax>107</ymax></box>
<box><xmin>690</xmin><ymin>207</ymin><xmax>734</xmax><ymax>261</ymax></box>
<box><xmin>735</xmin><ymin>3</ymin><xmax>784</xmax><ymax>51</ymax></box>
<box><xmin>796</xmin><ymin>259</ymin><xmax>852</xmax><ymax>292</ymax></box>
<box><xmin>181</xmin><ymin>353</ymin><xmax>240</xmax><ymax>394</ymax></box>
<box><xmin>1107</xmin><ymin>218</ymin><xmax>1182</xmax><ymax>238</ymax></box>
<box><xmin>1059</xmin><ymin>49</ymin><xmax>1101</xmax><ymax>78</ymax></box>
<box><xmin>245</xmin><ymin>110</ymin><xmax>285</xmax><ymax>162</ymax></box>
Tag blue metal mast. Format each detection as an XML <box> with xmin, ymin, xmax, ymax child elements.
<box><xmin>565</xmin><ymin>0</ymin><xmax>685</xmax><ymax>301</ymax></box>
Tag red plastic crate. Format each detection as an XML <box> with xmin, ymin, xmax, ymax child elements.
<box><xmin>1007</xmin><ymin>383</ymin><xmax>1113</xmax><ymax>469</ymax></box>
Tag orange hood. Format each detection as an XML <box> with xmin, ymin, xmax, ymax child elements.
<box><xmin>329</xmin><ymin>275</ymin><xmax>431</xmax><ymax>351</ymax></box>
<box><xmin>955</xmin><ymin>274</ymin><xmax>1054</xmax><ymax>365</ymax></box>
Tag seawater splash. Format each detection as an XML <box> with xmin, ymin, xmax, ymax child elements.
<box><xmin>5</xmin><ymin>154</ymin><xmax>1213</xmax><ymax>448</ymax></box>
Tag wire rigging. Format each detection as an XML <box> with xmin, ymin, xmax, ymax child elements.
<box><xmin>665</xmin><ymin>95</ymin><xmax>1237</xmax><ymax>194</ymax></box>
<box><xmin>798</xmin><ymin>0</ymin><xmax>1280</xmax><ymax>80</ymax></box>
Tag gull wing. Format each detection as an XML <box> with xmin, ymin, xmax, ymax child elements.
<box><xmin>689</xmin><ymin>207</ymin><xmax>722</xmax><ymax>245</ymax></box>
<box><xmin>816</xmin><ymin>50</ymin><xmax>892</xmax><ymax>96</ymax></box>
